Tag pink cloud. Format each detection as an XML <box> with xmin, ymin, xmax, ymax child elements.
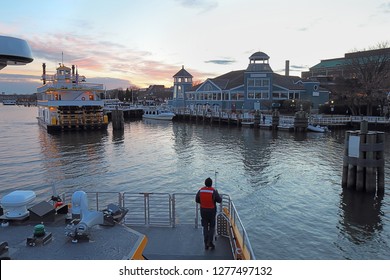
<box><xmin>9</xmin><ymin>32</ymin><xmax>215</xmax><ymax>89</ymax></box>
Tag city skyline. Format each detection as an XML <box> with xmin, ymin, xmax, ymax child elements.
<box><xmin>1</xmin><ymin>0</ymin><xmax>389</xmax><ymax>94</ymax></box>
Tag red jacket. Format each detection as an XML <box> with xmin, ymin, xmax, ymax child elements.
<box><xmin>196</xmin><ymin>186</ymin><xmax>222</xmax><ymax>209</ymax></box>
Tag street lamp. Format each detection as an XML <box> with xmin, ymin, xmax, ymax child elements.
<box><xmin>330</xmin><ymin>100</ymin><xmax>334</xmax><ymax>115</ymax></box>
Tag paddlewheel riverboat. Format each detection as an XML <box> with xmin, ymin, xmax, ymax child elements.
<box><xmin>37</xmin><ymin>63</ymin><xmax>108</xmax><ymax>132</ymax></box>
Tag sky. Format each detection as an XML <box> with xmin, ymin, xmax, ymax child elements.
<box><xmin>1</xmin><ymin>0</ymin><xmax>389</xmax><ymax>94</ymax></box>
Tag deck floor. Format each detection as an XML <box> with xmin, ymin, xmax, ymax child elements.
<box><xmin>131</xmin><ymin>224</ymin><xmax>234</xmax><ymax>260</ymax></box>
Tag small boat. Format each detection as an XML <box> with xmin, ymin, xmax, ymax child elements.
<box><xmin>2</xmin><ymin>99</ymin><xmax>17</xmax><ymax>105</ymax></box>
<box><xmin>307</xmin><ymin>124</ymin><xmax>329</xmax><ymax>133</ymax></box>
<box><xmin>241</xmin><ymin>119</ymin><xmax>254</xmax><ymax>126</ymax></box>
<box><xmin>142</xmin><ymin>106</ymin><xmax>175</xmax><ymax>120</ymax></box>
<box><xmin>241</xmin><ymin>113</ymin><xmax>254</xmax><ymax>126</ymax></box>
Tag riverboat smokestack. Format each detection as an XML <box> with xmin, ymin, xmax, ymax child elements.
<box><xmin>42</xmin><ymin>63</ymin><xmax>46</xmax><ymax>85</ymax></box>
<box><xmin>285</xmin><ymin>60</ymin><xmax>290</xmax><ymax>77</ymax></box>
<box><xmin>72</xmin><ymin>65</ymin><xmax>75</xmax><ymax>77</ymax></box>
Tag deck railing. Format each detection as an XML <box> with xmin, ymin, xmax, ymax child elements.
<box><xmin>61</xmin><ymin>191</ymin><xmax>255</xmax><ymax>259</ymax></box>
<box><xmin>174</xmin><ymin>108</ymin><xmax>390</xmax><ymax>126</ymax></box>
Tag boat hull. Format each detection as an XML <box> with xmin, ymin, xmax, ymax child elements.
<box><xmin>2</xmin><ymin>100</ymin><xmax>16</xmax><ymax>105</ymax></box>
<box><xmin>38</xmin><ymin>117</ymin><xmax>108</xmax><ymax>133</ymax></box>
<box><xmin>142</xmin><ymin>114</ymin><xmax>175</xmax><ymax>121</ymax></box>
<box><xmin>307</xmin><ymin>124</ymin><xmax>326</xmax><ymax>133</ymax></box>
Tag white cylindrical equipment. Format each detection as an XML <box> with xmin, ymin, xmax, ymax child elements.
<box><xmin>1</xmin><ymin>190</ymin><xmax>36</xmax><ymax>219</ymax></box>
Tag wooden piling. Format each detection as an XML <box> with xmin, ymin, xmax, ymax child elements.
<box><xmin>341</xmin><ymin>131</ymin><xmax>350</xmax><ymax>188</ymax></box>
<box><xmin>111</xmin><ymin>108</ymin><xmax>124</xmax><ymax>130</ymax></box>
<box><xmin>254</xmin><ymin>111</ymin><xmax>260</xmax><ymax>127</ymax></box>
<box><xmin>365</xmin><ymin>132</ymin><xmax>376</xmax><ymax>193</ymax></box>
<box><xmin>272</xmin><ymin>111</ymin><xmax>279</xmax><ymax>130</ymax></box>
<box><xmin>377</xmin><ymin>132</ymin><xmax>385</xmax><ymax>194</ymax></box>
<box><xmin>294</xmin><ymin>110</ymin><xmax>308</xmax><ymax>132</ymax></box>
<box><xmin>355</xmin><ymin>132</ymin><xmax>366</xmax><ymax>192</ymax></box>
<box><xmin>341</xmin><ymin>121</ymin><xmax>385</xmax><ymax>194</ymax></box>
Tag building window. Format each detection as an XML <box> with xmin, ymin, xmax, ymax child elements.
<box><xmin>204</xmin><ymin>84</ymin><xmax>213</xmax><ymax>91</ymax></box>
<box><xmin>289</xmin><ymin>91</ymin><xmax>300</xmax><ymax>99</ymax></box>
<box><xmin>232</xmin><ymin>92</ymin><xmax>244</xmax><ymax>100</ymax></box>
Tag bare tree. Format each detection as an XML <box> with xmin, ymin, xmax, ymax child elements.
<box><xmin>344</xmin><ymin>43</ymin><xmax>390</xmax><ymax>115</ymax></box>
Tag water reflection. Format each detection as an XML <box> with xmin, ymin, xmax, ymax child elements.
<box><xmin>112</xmin><ymin>129</ymin><xmax>125</xmax><ymax>144</ymax></box>
<box><xmin>339</xmin><ymin>188</ymin><xmax>384</xmax><ymax>244</ymax></box>
<box><xmin>38</xmin><ymin>127</ymin><xmax>108</xmax><ymax>193</ymax></box>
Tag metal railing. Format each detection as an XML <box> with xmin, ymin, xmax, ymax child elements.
<box><xmin>60</xmin><ymin>191</ymin><xmax>255</xmax><ymax>259</ymax></box>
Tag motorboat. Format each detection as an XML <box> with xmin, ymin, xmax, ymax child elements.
<box><xmin>307</xmin><ymin>124</ymin><xmax>329</xmax><ymax>133</ymax></box>
<box><xmin>2</xmin><ymin>100</ymin><xmax>17</xmax><ymax>105</ymax></box>
<box><xmin>0</xmin><ymin>189</ymin><xmax>255</xmax><ymax>260</ymax></box>
<box><xmin>36</xmin><ymin>63</ymin><xmax>108</xmax><ymax>132</ymax></box>
<box><xmin>241</xmin><ymin>112</ymin><xmax>255</xmax><ymax>126</ymax></box>
<box><xmin>142</xmin><ymin>106</ymin><xmax>175</xmax><ymax>121</ymax></box>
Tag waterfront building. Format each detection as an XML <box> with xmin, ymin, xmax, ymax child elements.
<box><xmin>302</xmin><ymin>47</ymin><xmax>390</xmax><ymax>83</ymax></box>
<box><xmin>170</xmin><ymin>52</ymin><xmax>329</xmax><ymax>111</ymax></box>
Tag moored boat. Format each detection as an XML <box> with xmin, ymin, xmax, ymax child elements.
<box><xmin>307</xmin><ymin>124</ymin><xmax>329</xmax><ymax>133</ymax></box>
<box><xmin>2</xmin><ymin>100</ymin><xmax>17</xmax><ymax>105</ymax></box>
<box><xmin>142</xmin><ymin>106</ymin><xmax>175</xmax><ymax>121</ymax></box>
<box><xmin>36</xmin><ymin>63</ymin><xmax>108</xmax><ymax>133</ymax></box>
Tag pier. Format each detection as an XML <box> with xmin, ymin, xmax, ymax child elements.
<box><xmin>173</xmin><ymin>109</ymin><xmax>390</xmax><ymax>131</ymax></box>
<box><xmin>103</xmin><ymin>104</ymin><xmax>143</xmax><ymax>119</ymax></box>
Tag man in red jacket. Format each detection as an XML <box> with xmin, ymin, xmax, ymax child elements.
<box><xmin>195</xmin><ymin>177</ymin><xmax>222</xmax><ymax>250</ymax></box>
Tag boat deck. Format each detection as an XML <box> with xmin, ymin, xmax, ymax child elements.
<box><xmin>132</xmin><ymin>225</ymin><xmax>233</xmax><ymax>260</ymax></box>
<box><xmin>0</xmin><ymin>216</ymin><xmax>144</xmax><ymax>260</ymax></box>
<box><xmin>0</xmin><ymin>191</ymin><xmax>253</xmax><ymax>260</ymax></box>
<box><xmin>0</xmin><ymin>217</ymin><xmax>233</xmax><ymax>260</ymax></box>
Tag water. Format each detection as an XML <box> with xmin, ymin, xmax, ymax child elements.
<box><xmin>1</xmin><ymin>105</ymin><xmax>390</xmax><ymax>259</ymax></box>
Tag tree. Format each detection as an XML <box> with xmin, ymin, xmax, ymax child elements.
<box><xmin>344</xmin><ymin>43</ymin><xmax>390</xmax><ymax>115</ymax></box>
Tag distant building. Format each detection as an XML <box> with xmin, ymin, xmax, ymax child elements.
<box><xmin>170</xmin><ymin>52</ymin><xmax>329</xmax><ymax>111</ymax></box>
<box><xmin>302</xmin><ymin>48</ymin><xmax>390</xmax><ymax>83</ymax></box>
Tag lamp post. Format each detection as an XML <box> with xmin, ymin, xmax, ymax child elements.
<box><xmin>330</xmin><ymin>100</ymin><xmax>334</xmax><ymax>116</ymax></box>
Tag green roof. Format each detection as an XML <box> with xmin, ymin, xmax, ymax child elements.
<box><xmin>310</xmin><ymin>58</ymin><xmax>346</xmax><ymax>69</ymax></box>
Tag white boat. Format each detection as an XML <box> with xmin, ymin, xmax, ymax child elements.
<box><xmin>36</xmin><ymin>63</ymin><xmax>108</xmax><ymax>132</ymax></box>
<box><xmin>142</xmin><ymin>106</ymin><xmax>175</xmax><ymax>120</ymax></box>
<box><xmin>307</xmin><ymin>124</ymin><xmax>329</xmax><ymax>133</ymax></box>
<box><xmin>241</xmin><ymin>113</ymin><xmax>254</xmax><ymax>126</ymax></box>
<box><xmin>2</xmin><ymin>99</ymin><xmax>17</xmax><ymax>105</ymax></box>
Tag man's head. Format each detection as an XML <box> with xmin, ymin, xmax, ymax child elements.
<box><xmin>205</xmin><ymin>177</ymin><xmax>213</xmax><ymax>187</ymax></box>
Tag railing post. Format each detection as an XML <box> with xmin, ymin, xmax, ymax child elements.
<box><xmin>95</xmin><ymin>192</ymin><xmax>99</xmax><ymax>210</ymax></box>
<box><xmin>172</xmin><ymin>194</ymin><xmax>176</xmax><ymax>228</ymax></box>
<box><xmin>195</xmin><ymin>203</ymin><xmax>199</xmax><ymax>229</ymax></box>
<box><xmin>144</xmin><ymin>193</ymin><xmax>149</xmax><ymax>225</ymax></box>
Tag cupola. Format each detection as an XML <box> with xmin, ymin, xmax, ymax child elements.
<box><xmin>246</xmin><ymin>51</ymin><xmax>273</xmax><ymax>72</ymax></box>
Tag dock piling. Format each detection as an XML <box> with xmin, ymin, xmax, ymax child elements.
<box><xmin>341</xmin><ymin>121</ymin><xmax>385</xmax><ymax>194</ymax></box>
<box><xmin>111</xmin><ymin>107</ymin><xmax>124</xmax><ymax>130</ymax></box>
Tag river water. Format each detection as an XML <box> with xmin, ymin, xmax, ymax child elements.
<box><xmin>0</xmin><ymin>105</ymin><xmax>389</xmax><ymax>259</ymax></box>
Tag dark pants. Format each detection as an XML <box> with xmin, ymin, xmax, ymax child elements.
<box><xmin>200</xmin><ymin>208</ymin><xmax>216</xmax><ymax>245</ymax></box>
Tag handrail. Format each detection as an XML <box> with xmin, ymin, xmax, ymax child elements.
<box><xmin>174</xmin><ymin>108</ymin><xmax>390</xmax><ymax>125</ymax></box>
<box><xmin>60</xmin><ymin>191</ymin><xmax>255</xmax><ymax>259</ymax></box>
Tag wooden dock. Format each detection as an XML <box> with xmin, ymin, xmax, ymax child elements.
<box><xmin>173</xmin><ymin>109</ymin><xmax>390</xmax><ymax>131</ymax></box>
